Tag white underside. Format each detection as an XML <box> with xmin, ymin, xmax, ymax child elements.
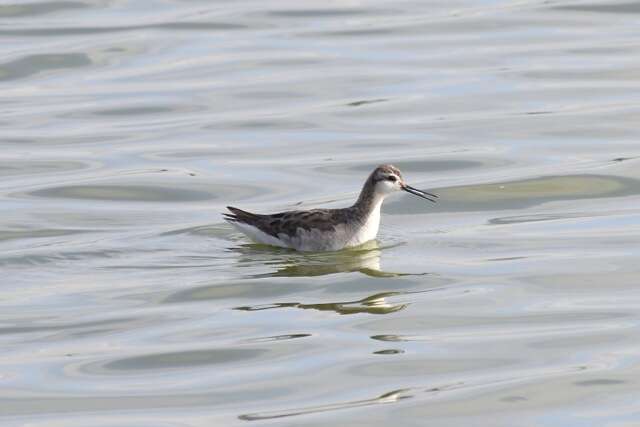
<box><xmin>229</xmin><ymin>221</ymin><xmax>290</xmax><ymax>248</ymax></box>
<box><xmin>227</xmin><ymin>199</ymin><xmax>383</xmax><ymax>252</ymax></box>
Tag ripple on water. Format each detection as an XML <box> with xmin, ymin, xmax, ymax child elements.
<box><xmin>27</xmin><ymin>185</ymin><xmax>214</xmax><ymax>202</ymax></box>
<box><xmin>0</xmin><ymin>53</ymin><xmax>92</xmax><ymax>81</ymax></box>
<box><xmin>0</xmin><ymin>21</ymin><xmax>250</xmax><ymax>37</ymax></box>
<box><xmin>349</xmin><ymin>357</ymin><xmax>514</xmax><ymax>378</ymax></box>
<box><xmin>234</xmin><ymin>292</ymin><xmax>409</xmax><ymax>316</ymax></box>
<box><xmin>75</xmin><ymin>337</ymin><xmax>322</xmax><ymax>378</ymax></box>
<box><xmin>0</xmin><ymin>316</ymin><xmax>143</xmax><ymax>340</ymax></box>
<box><xmin>238</xmin><ymin>388</ymin><xmax>413</xmax><ymax>421</ymax></box>
<box><xmin>315</xmin><ymin>157</ymin><xmax>510</xmax><ymax>176</ymax></box>
<box><xmin>162</xmin><ymin>280</ymin><xmax>308</xmax><ymax>304</ymax></box>
<box><xmin>267</xmin><ymin>8</ymin><xmax>372</xmax><ymax>18</ymax></box>
<box><xmin>0</xmin><ymin>160</ymin><xmax>90</xmax><ymax>177</ymax></box>
<box><xmin>0</xmin><ymin>1</ymin><xmax>88</xmax><ymax>18</ymax></box>
<box><xmin>0</xmin><ymin>134</ymin><xmax>127</xmax><ymax>146</ymax></box>
<box><xmin>14</xmin><ymin>179</ymin><xmax>264</xmax><ymax>203</ymax></box>
<box><xmin>555</xmin><ymin>2</ymin><xmax>640</xmax><ymax>14</ymax></box>
<box><xmin>91</xmin><ymin>105</ymin><xmax>198</xmax><ymax>117</ymax></box>
<box><xmin>0</xmin><ymin>227</ymin><xmax>88</xmax><ymax>243</ymax></box>
<box><xmin>387</xmin><ymin>174</ymin><xmax>640</xmax><ymax>214</ymax></box>
<box><xmin>103</xmin><ymin>348</ymin><xmax>267</xmax><ymax>371</ymax></box>
<box><xmin>0</xmin><ymin>248</ymin><xmax>156</xmax><ymax>268</ymax></box>
<box><xmin>242</xmin><ymin>333</ymin><xmax>311</xmax><ymax>344</ymax></box>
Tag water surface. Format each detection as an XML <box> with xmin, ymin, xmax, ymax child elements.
<box><xmin>2</xmin><ymin>1</ymin><xmax>640</xmax><ymax>426</ymax></box>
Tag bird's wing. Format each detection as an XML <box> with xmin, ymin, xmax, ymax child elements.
<box><xmin>225</xmin><ymin>206</ymin><xmax>347</xmax><ymax>238</ymax></box>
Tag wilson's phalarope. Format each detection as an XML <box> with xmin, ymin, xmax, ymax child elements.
<box><xmin>224</xmin><ymin>164</ymin><xmax>437</xmax><ymax>252</ymax></box>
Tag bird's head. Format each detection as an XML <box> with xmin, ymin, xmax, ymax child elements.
<box><xmin>370</xmin><ymin>164</ymin><xmax>437</xmax><ymax>202</ymax></box>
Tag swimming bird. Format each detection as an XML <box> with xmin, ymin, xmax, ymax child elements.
<box><xmin>224</xmin><ymin>164</ymin><xmax>437</xmax><ymax>252</ymax></box>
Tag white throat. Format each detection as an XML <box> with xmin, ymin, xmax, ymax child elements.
<box><xmin>349</xmin><ymin>195</ymin><xmax>385</xmax><ymax>247</ymax></box>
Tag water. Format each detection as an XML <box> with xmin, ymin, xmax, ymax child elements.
<box><xmin>2</xmin><ymin>1</ymin><xmax>640</xmax><ymax>425</ymax></box>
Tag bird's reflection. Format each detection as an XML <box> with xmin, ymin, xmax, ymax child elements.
<box><xmin>239</xmin><ymin>388</ymin><xmax>413</xmax><ymax>421</ymax></box>
<box><xmin>234</xmin><ymin>291</ymin><xmax>408</xmax><ymax>315</ymax></box>
<box><xmin>227</xmin><ymin>240</ymin><xmax>436</xmax><ymax>315</ymax></box>
<box><xmin>228</xmin><ymin>240</ymin><xmax>423</xmax><ymax>278</ymax></box>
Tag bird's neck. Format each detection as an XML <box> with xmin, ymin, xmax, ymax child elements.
<box><xmin>353</xmin><ymin>180</ymin><xmax>385</xmax><ymax>222</ymax></box>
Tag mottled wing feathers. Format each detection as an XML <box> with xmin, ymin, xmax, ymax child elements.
<box><xmin>225</xmin><ymin>206</ymin><xmax>349</xmax><ymax>238</ymax></box>
<box><xmin>269</xmin><ymin>209</ymin><xmax>346</xmax><ymax>235</ymax></box>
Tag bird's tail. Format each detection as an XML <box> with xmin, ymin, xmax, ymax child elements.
<box><xmin>223</xmin><ymin>206</ymin><xmax>260</xmax><ymax>223</ymax></box>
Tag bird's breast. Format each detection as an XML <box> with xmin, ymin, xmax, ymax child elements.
<box><xmin>347</xmin><ymin>204</ymin><xmax>382</xmax><ymax>247</ymax></box>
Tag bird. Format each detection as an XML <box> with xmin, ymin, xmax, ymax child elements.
<box><xmin>224</xmin><ymin>164</ymin><xmax>437</xmax><ymax>252</ymax></box>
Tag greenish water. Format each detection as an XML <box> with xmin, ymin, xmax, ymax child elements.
<box><xmin>2</xmin><ymin>1</ymin><xmax>640</xmax><ymax>426</ymax></box>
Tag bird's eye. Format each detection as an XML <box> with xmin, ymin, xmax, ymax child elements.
<box><xmin>387</xmin><ymin>176</ymin><xmax>397</xmax><ymax>182</ymax></box>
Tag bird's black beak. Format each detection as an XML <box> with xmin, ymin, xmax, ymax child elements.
<box><xmin>402</xmin><ymin>184</ymin><xmax>438</xmax><ymax>203</ymax></box>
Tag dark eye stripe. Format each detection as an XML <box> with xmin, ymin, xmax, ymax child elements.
<box><xmin>387</xmin><ymin>176</ymin><xmax>397</xmax><ymax>182</ymax></box>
